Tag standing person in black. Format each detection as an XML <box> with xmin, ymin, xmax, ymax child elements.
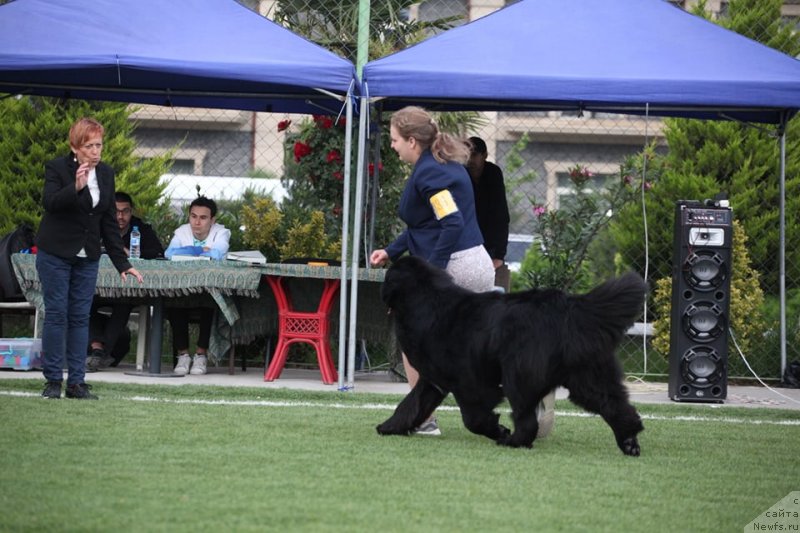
<box><xmin>86</xmin><ymin>191</ymin><xmax>163</xmax><ymax>371</ymax></box>
<box><xmin>37</xmin><ymin>117</ymin><xmax>143</xmax><ymax>400</ymax></box>
<box><xmin>467</xmin><ymin>136</ymin><xmax>511</xmax><ymax>290</ymax></box>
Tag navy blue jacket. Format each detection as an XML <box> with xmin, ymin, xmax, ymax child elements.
<box><xmin>386</xmin><ymin>150</ymin><xmax>484</xmax><ymax>269</ymax></box>
<box><xmin>36</xmin><ymin>154</ymin><xmax>131</xmax><ymax>273</ymax></box>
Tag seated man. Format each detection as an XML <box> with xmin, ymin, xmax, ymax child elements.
<box><xmin>87</xmin><ymin>192</ymin><xmax>164</xmax><ymax>371</ymax></box>
<box><xmin>164</xmin><ymin>196</ymin><xmax>230</xmax><ymax>375</ymax></box>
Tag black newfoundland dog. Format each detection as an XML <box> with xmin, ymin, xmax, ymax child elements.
<box><xmin>376</xmin><ymin>256</ymin><xmax>647</xmax><ymax>456</ymax></box>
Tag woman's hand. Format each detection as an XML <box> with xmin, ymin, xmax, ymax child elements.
<box><xmin>370</xmin><ymin>249</ymin><xmax>389</xmax><ymax>267</ymax></box>
<box><xmin>121</xmin><ymin>267</ymin><xmax>143</xmax><ymax>284</ymax></box>
<box><xmin>75</xmin><ymin>162</ymin><xmax>91</xmax><ymax>191</ymax></box>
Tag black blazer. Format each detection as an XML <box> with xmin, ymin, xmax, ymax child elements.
<box><xmin>471</xmin><ymin>161</ymin><xmax>510</xmax><ymax>261</ymax></box>
<box><xmin>36</xmin><ymin>154</ymin><xmax>131</xmax><ymax>273</ymax></box>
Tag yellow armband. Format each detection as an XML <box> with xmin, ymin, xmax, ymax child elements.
<box><xmin>430</xmin><ymin>190</ymin><xmax>459</xmax><ymax>220</ymax></box>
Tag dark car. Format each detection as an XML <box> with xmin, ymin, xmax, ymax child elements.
<box><xmin>506</xmin><ymin>233</ymin><xmax>540</xmax><ymax>273</ymax></box>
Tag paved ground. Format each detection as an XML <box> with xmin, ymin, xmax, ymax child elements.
<box><xmin>2</xmin><ymin>363</ymin><xmax>799</xmax><ymax>411</ymax></box>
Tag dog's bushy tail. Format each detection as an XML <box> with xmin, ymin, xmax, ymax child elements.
<box><xmin>565</xmin><ymin>273</ymin><xmax>648</xmax><ymax>355</ymax></box>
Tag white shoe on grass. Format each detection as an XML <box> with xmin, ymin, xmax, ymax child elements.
<box><xmin>174</xmin><ymin>354</ymin><xmax>191</xmax><ymax>376</ymax></box>
<box><xmin>190</xmin><ymin>354</ymin><xmax>207</xmax><ymax>375</ymax></box>
<box><xmin>413</xmin><ymin>417</ymin><xmax>441</xmax><ymax>436</ymax></box>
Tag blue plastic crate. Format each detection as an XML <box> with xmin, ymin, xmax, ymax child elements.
<box><xmin>0</xmin><ymin>338</ymin><xmax>42</xmax><ymax>371</ymax></box>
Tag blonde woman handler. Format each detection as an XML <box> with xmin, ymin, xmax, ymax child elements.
<box><xmin>371</xmin><ymin>106</ymin><xmax>556</xmax><ymax>438</ymax></box>
<box><xmin>370</xmin><ymin>106</ymin><xmax>495</xmax><ymax>436</ymax></box>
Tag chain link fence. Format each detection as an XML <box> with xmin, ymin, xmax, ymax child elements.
<box><xmin>11</xmin><ymin>0</ymin><xmax>798</xmax><ymax>380</ymax></box>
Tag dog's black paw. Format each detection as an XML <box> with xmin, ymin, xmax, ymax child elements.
<box><xmin>496</xmin><ymin>439</ymin><xmax>534</xmax><ymax>449</ymax></box>
<box><xmin>376</xmin><ymin>423</ymin><xmax>411</xmax><ymax>436</ymax></box>
<box><xmin>496</xmin><ymin>432</ymin><xmax>534</xmax><ymax>449</ymax></box>
<box><xmin>619</xmin><ymin>437</ymin><xmax>641</xmax><ymax>457</ymax></box>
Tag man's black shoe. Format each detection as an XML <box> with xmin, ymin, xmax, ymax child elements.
<box><xmin>65</xmin><ymin>383</ymin><xmax>99</xmax><ymax>400</ymax></box>
<box><xmin>42</xmin><ymin>381</ymin><xmax>62</xmax><ymax>399</ymax></box>
<box><xmin>782</xmin><ymin>360</ymin><xmax>800</xmax><ymax>388</ymax></box>
<box><xmin>85</xmin><ymin>348</ymin><xmax>105</xmax><ymax>372</ymax></box>
<box><xmin>98</xmin><ymin>354</ymin><xmax>116</xmax><ymax>369</ymax></box>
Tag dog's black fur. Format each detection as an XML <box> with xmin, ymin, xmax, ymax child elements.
<box><xmin>376</xmin><ymin>256</ymin><xmax>647</xmax><ymax>456</ymax></box>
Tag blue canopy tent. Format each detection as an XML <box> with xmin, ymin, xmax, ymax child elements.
<box><xmin>345</xmin><ymin>0</ymin><xmax>800</xmax><ymax>386</ymax></box>
<box><xmin>0</xmin><ymin>0</ymin><xmax>356</xmax><ymax>113</ymax></box>
<box><xmin>362</xmin><ymin>0</ymin><xmax>800</xmax><ymax>123</ymax></box>
<box><xmin>0</xmin><ymin>0</ymin><xmax>359</xmax><ymax>383</ymax></box>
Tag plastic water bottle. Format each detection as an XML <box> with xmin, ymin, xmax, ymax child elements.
<box><xmin>129</xmin><ymin>226</ymin><xmax>141</xmax><ymax>259</ymax></box>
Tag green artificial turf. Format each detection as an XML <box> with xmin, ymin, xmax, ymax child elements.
<box><xmin>1</xmin><ymin>379</ymin><xmax>798</xmax><ymax>532</ymax></box>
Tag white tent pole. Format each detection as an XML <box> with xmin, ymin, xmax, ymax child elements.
<box><xmin>778</xmin><ymin>114</ymin><xmax>787</xmax><ymax>378</ymax></box>
<box><xmin>336</xmin><ymin>88</ymin><xmax>353</xmax><ymax>391</ymax></box>
<box><xmin>346</xmin><ymin>93</ymin><xmax>370</xmax><ymax>390</ymax></box>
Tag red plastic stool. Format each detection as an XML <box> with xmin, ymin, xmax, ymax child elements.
<box><xmin>264</xmin><ymin>275</ymin><xmax>340</xmax><ymax>384</ymax></box>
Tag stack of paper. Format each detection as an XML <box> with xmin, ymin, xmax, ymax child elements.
<box><xmin>226</xmin><ymin>250</ymin><xmax>267</xmax><ymax>264</ymax></box>
<box><xmin>171</xmin><ymin>255</ymin><xmax>211</xmax><ymax>262</ymax></box>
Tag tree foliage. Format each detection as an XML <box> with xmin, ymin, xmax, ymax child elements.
<box><xmin>0</xmin><ymin>96</ymin><xmax>173</xmax><ymax>237</ymax></box>
<box><xmin>517</xmin><ymin>159</ymin><xmax>645</xmax><ymax>293</ymax></box>
<box><xmin>269</xmin><ymin>0</ymin><xmax>457</xmax><ymax>63</ymax></box>
<box><xmin>610</xmin><ymin>144</ymin><xmax>718</xmax><ymax>283</ymax></box>
<box><xmin>241</xmin><ymin>197</ymin><xmax>284</xmax><ymax>262</ymax></box>
<box><xmin>279</xmin><ymin>211</ymin><xmax>341</xmax><ymax>261</ymax></box>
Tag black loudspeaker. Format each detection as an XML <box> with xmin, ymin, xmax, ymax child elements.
<box><xmin>668</xmin><ymin>201</ymin><xmax>732</xmax><ymax>403</ymax></box>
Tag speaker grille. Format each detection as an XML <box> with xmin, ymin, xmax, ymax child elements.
<box><xmin>683</xmin><ymin>250</ymin><xmax>727</xmax><ymax>291</ymax></box>
<box><xmin>682</xmin><ymin>301</ymin><xmax>726</xmax><ymax>343</ymax></box>
<box><xmin>680</xmin><ymin>346</ymin><xmax>725</xmax><ymax>389</ymax></box>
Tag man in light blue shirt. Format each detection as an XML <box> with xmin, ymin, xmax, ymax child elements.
<box><xmin>165</xmin><ymin>196</ymin><xmax>230</xmax><ymax>375</ymax></box>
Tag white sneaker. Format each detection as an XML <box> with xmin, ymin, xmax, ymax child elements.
<box><xmin>174</xmin><ymin>354</ymin><xmax>191</xmax><ymax>376</ymax></box>
<box><xmin>413</xmin><ymin>417</ymin><xmax>441</xmax><ymax>436</ymax></box>
<box><xmin>189</xmin><ymin>354</ymin><xmax>207</xmax><ymax>375</ymax></box>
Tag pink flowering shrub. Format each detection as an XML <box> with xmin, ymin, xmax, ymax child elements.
<box><xmin>524</xmin><ymin>159</ymin><xmax>651</xmax><ymax>292</ymax></box>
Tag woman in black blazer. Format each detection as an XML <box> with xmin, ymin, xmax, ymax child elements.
<box><xmin>37</xmin><ymin>117</ymin><xmax>142</xmax><ymax>400</ymax></box>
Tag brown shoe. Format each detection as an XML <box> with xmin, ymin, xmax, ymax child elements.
<box><xmin>42</xmin><ymin>381</ymin><xmax>62</xmax><ymax>399</ymax></box>
<box><xmin>65</xmin><ymin>383</ymin><xmax>98</xmax><ymax>400</ymax></box>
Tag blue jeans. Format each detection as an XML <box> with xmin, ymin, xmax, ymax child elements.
<box><xmin>36</xmin><ymin>250</ymin><xmax>99</xmax><ymax>385</ymax></box>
